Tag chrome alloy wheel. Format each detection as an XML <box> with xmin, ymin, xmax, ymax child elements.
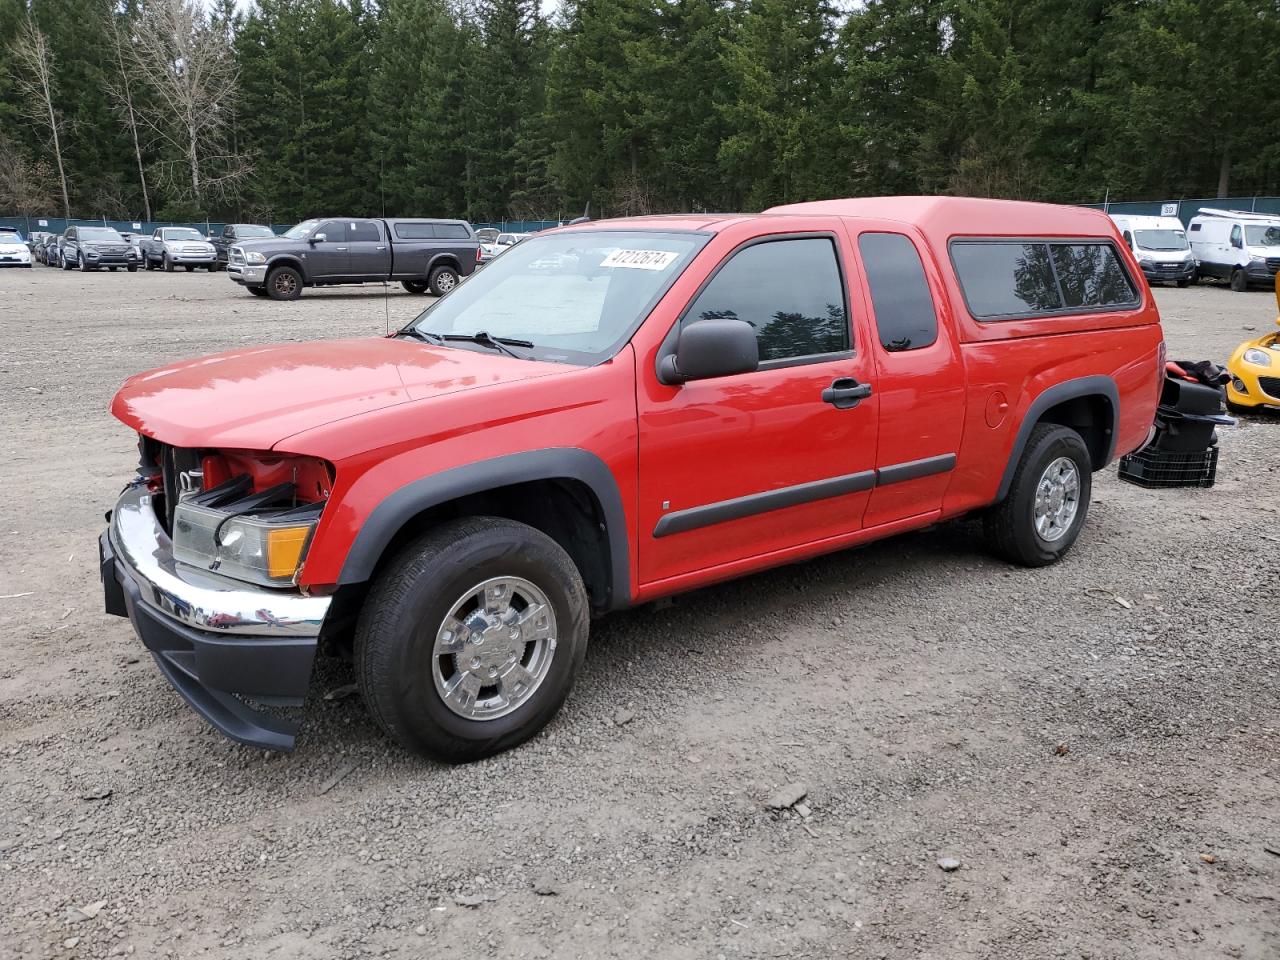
<box><xmin>436</xmin><ymin>271</ymin><xmax>457</xmax><ymax>292</ymax></box>
<box><xmin>1034</xmin><ymin>456</ymin><xmax>1080</xmax><ymax>542</ymax></box>
<box><xmin>273</xmin><ymin>271</ymin><xmax>298</xmax><ymax>296</ymax></box>
<box><xmin>432</xmin><ymin>576</ymin><xmax>557</xmax><ymax>720</ymax></box>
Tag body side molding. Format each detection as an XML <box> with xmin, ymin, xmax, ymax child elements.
<box><xmin>652</xmin><ymin>453</ymin><xmax>958</xmax><ymax>539</ymax></box>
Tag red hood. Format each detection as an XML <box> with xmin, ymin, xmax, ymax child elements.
<box><xmin>111</xmin><ymin>337</ymin><xmax>571</xmax><ymax>449</ymax></box>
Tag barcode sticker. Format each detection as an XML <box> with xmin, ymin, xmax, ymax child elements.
<box><xmin>600</xmin><ymin>249</ymin><xmax>679</xmax><ymax>271</ymax></box>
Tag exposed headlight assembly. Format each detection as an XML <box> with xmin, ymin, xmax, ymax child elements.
<box><xmin>244</xmin><ymin>251</ymin><xmax>266</xmax><ymax>264</ymax></box>
<box><xmin>1242</xmin><ymin>348</ymin><xmax>1272</xmax><ymax>366</ymax></box>
<box><xmin>172</xmin><ymin>476</ymin><xmax>324</xmax><ymax>587</ymax></box>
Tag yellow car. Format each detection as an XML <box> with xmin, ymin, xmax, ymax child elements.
<box><xmin>1226</xmin><ymin>275</ymin><xmax>1280</xmax><ymax>411</ymax></box>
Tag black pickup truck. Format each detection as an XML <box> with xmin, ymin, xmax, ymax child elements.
<box><xmin>226</xmin><ymin>217</ymin><xmax>479</xmax><ymax>300</ymax></box>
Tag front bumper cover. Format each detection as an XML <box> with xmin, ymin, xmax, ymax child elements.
<box><xmin>101</xmin><ymin>483</ymin><xmax>331</xmax><ymax>750</ymax></box>
<box><xmin>227</xmin><ymin>264</ymin><xmax>266</xmax><ymax>285</ymax></box>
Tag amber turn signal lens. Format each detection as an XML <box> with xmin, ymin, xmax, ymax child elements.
<box><xmin>266</xmin><ymin>525</ymin><xmax>312</xmax><ymax>580</ymax></box>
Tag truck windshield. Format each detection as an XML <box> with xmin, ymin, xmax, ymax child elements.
<box><xmin>164</xmin><ymin>228</ymin><xmax>203</xmax><ymax>240</ymax></box>
<box><xmin>282</xmin><ymin>219</ymin><xmax>322</xmax><ymax>240</ymax></box>
<box><xmin>406</xmin><ymin>230</ymin><xmax>707</xmax><ymax>364</ymax></box>
<box><xmin>1134</xmin><ymin>229</ymin><xmax>1188</xmax><ymax>251</ymax></box>
<box><xmin>81</xmin><ymin>228</ymin><xmax>124</xmax><ymax>241</ymax></box>
<box><xmin>1245</xmin><ymin>225</ymin><xmax>1280</xmax><ymax>247</ymax></box>
<box><xmin>238</xmin><ymin>225</ymin><xmax>275</xmax><ymax>238</ymax></box>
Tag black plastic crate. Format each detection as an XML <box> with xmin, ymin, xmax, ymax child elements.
<box><xmin>1118</xmin><ymin>445</ymin><xmax>1218</xmax><ymax>489</ymax></box>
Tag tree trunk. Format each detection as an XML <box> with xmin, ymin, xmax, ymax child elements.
<box><xmin>1217</xmin><ymin>146</ymin><xmax>1231</xmax><ymax>198</ymax></box>
<box><xmin>189</xmin><ymin>125</ymin><xmax>201</xmax><ymax>205</ymax></box>
<box><xmin>46</xmin><ymin>87</ymin><xmax>70</xmax><ymax>219</ymax></box>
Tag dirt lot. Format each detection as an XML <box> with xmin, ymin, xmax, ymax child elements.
<box><xmin>2</xmin><ymin>265</ymin><xmax>1279</xmax><ymax>960</ymax></box>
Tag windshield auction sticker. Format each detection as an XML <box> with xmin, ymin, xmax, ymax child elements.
<box><xmin>600</xmin><ymin>249</ymin><xmax>680</xmax><ymax>270</ymax></box>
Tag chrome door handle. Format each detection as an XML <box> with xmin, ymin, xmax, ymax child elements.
<box><xmin>376</xmin><ymin>246</ymin><xmax>387</xmax><ymax>251</ymax></box>
<box><xmin>334</xmin><ymin>246</ymin><xmax>348</xmax><ymax>252</ymax></box>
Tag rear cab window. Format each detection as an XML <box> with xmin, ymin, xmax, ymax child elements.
<box><xmin>949</xmin><ymin>239</ymin><xmax>1138</xmax><ymax>322</ymax></box>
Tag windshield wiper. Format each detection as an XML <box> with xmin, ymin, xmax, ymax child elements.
<box><xmin>397</xmin><ymin>326</ymin><xmax>446</xmax><ymax>346</ymax></box>
<box><xmin>440</xmin><ymin>331</ymin><xmax>533</xmax><ymax>359</ymax></box>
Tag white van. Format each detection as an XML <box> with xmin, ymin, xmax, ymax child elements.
<box><xmin>1186</xmin><ymin>208</ymin><xmax>1280</xmax><ymax>292</ymax></box>
<box><xmin>1109</xmin><ymin>214</ymin><xmax>1196</xmax><ymax>287</ymax></box>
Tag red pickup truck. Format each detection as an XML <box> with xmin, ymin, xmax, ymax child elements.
<box><xmin>100</xmin><ymin>197</ymin><xmax>1164</xmax><ymax>761</ymax></box>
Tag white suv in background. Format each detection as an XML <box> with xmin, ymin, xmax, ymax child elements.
<box><xmin>1187</xmin><ymin>208</ymin><xmax>1280</xmax><ymax>291</ymax></box>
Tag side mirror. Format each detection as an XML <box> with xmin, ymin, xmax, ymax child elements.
<box><xmin>1231</xmin><ymin>234</ymin><xmax>1243</xmax><ymax>249</ymax></box>
<box><xmin>311</xmin><ymin>233</ymin><xmax>326</xmax><ymax>244</ymax></box>
<box><xmin>658</xmin><ymin>318</ymin><xmax>758</xmax><ymax>385</ymax></box>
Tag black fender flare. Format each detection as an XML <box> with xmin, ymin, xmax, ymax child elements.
<box><xmin>336</xmin><ymin>448</ymin><xmax>632</xmax><ymax>609</ymax></box>
<box><xmin>995</xmin><ymin>375</ymin><xmax>1120</xmax><ymax>502</ymax></box>
<box><xmin>265</xmin><ymin>256</ymin><xmax>306</xmax><ymax>279</ymax></box>
<box><xmin>425</xmin><ymin>252</ymin><xmax>463</xmax><ymax>277</ymax></box>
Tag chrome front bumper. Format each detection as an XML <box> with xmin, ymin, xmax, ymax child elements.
<box><xmin>103</xmin><ymin>483</ymin><xmax>331</xmax><ymax>750</ymax></box>
<box><xmin>109</xmin><ymin>483</ymin><xmax>330</xmax><ymax>636</ymax></box>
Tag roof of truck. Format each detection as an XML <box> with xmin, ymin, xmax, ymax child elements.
<box><xmin>561</xmin><ymin>197</ymin><xmax>1119</xmax><ymax>238</ymax></box>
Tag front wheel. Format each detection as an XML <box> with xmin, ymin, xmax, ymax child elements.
<box><xmin>428</xmin><ymin>265</ymin><xmax>459</xmax><ymax>296</ymax></box>
<box><xmin>401</xmin><ymin>279</ymin><xmax>429</xmax><ymax>295</ymax></box>
<box><xmin>266</xmin><ymin>265</ymin><xmax>303</xmax><ymax>300</ymax></box>
<box><xmin>355</xmin><ymin>517</ymin><xmax>589</xmax><ymax>763</ymax></box>
<box><xmin>163</xmin><ymin>254</ymin><xmax>174</xmax><ymax>273</ymax></box>
<box><xmin>984</xmin><ymin>424</ymin><xmax>1092</xmax><ymax>567</ymax></box>
<box><xmin>79</xmin><ymin>255</ymin><xmax>90</xmax><ymax>272</ymax></box>
<box><xmin>61</xmin><ymin>254</ymin><xmax>72</xmax><ymax>270</ymax></box>
<box><xmin>1230</xmin><ymin>268</ymin><xmax>1248</xmax><ymax>292</ymax></box>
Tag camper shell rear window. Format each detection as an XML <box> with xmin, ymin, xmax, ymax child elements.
<box><xmin>949</xmin><ymin>238</ymin><xmax>1140</xmax><ymax>321</ymax></box>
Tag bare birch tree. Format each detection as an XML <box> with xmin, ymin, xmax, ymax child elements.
<box><xmin>128</xmin><ymin>0</ymin><xmax>249</xmax><ymax>208</ymax></box>
<box><xmin>105</xmin><ymin>18</ymin><xmax>152</xmax><ymax>221</ymax></box>
<box><xmin>0</xmin><ymin>134</ymin><xmax>56</xmax><ymax>217</ymax></box>
<box><xmin>8</xmin><ymin>16</ymin><xmax>70</xmax><ymax>219</ymax></box>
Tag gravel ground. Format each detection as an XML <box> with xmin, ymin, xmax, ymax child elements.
<box><xmin>2</xmin><ymin>266</ymin><xmax>1279</xmax><ymax>960</ymax></box>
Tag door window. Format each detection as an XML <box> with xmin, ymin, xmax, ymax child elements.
<box><xmin>317</xmin><ymin>221</ymin><xmax>348</xmax><ymax>242</ymax></box>
<box><xmin>349</xmin><ymin>221</ymin><xmax>381</xmax><ymax>242</ymax></box>
<box><xmin>858</xmin><ymin>233</ymin><xmax>938</xmax><ymax>352</ymax></box>
<box><xmin>1230</xmin><ymin>224</ymin><xmax>1242</xmax><ymax>248</ymax></box>
<box><xmin>683</xmin><ymin>237</ymin><xmax>849</xmax><ymax>363</ymax></box>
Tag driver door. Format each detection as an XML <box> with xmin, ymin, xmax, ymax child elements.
<box><xmin>308</xmin><ymin>220</ymin><xmax>349</xmax><ymax>279</ymax></box>
<box><xmin>636</xmin><ymin>232</ymin><xmax>880</xmax><ymax>585</ymax></box>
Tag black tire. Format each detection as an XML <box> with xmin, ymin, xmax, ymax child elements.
<box><xmin>208</xmin><ymin>263</ymin><xmax>219</xmax><ymax>272</ymax></box>
<box><xmin>1176</xmin><ymin>278</ymin><xmax>1190</xmax><ymax>288</ymax></box>
<box><xmin>1230</xmin><ymin>268</ymin><xmax>1248</xmax><ymax>292</ymax></box>
<box><xmin>108</xmin><ymin>266</ymin><xmax>118</xmax><ymax>272</ymax></box>
<box><xmin>355</xmin><ymin>517</ymin><xmax>589</xmax><ymax>763</ymax></box>
<box><xmin>163</xmin><ymin>254</ymin><xmax>174</xmax><ymax>273</ymax></box>
<box><xmin>184</xmin><ymin>264</ymin><xmax>194</xmax><ymax>272</ymax></box>
<box><xmin>266</xmin><ymin>265</ymin><xmax>303</xmax><ymax>300</ymax></box>
<box><xmin>61</xmin><ymin>253</ymin><xmax>72</xmax><ymax>271</ymax></box>
<box><xmin>428</xmin><ymin>265</ymin><xmax>459</xmax><ymax>297</ymax></box>
<box><xmin>401</xmin><ymin>279</ymin><xmax>429</xmax><ymax>294</ymax></box>
<box><xmin>984</xmin><ymin>423</ymin><xmax>1093</xmax><ymax>567</ymax></box>
<box><xmin>247</xmin><ymin>286</ymin><xmax>268</xmax><ymax>297</ymax></box>
<box><xmin>127</xmin><ymin>264</ymin><xmax>137</xmax><ymax>273</ymax></box>
<box><xmin>79</xmin><ymin>254</ymin><xmax>90</xmax><ymax>272</ymax></box>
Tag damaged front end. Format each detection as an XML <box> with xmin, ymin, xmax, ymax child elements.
<box><xmin>100</xmin><ymin>437</ymin><xmax>334</xmax><ymax>750</ymax></box>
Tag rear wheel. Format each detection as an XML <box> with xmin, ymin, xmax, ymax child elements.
<box><xmin>247</xmin><ymin>286</ymin><xmax>269</xmax><ymax>297</ymax></box>
<box><xmin>355</xmin><ymin>517</ymin><xmax>589</xmax><ymax>763</ymax></box>
<box><xmin>184</xmin><ymin>264</ymin><xmax>194</xmax><ymax>272</ymax></box>
<box><xmin>1230</xmin><ymin>268</ymin><xmax>1248</xmax><ymax>292</ymax></box>
<box><xmin>428</xmin><ymin>265</ymin><xmax>459</xmax><ymax>296</ymax></box>
<box><xmin>108</xmin><ymin>266</ymin><xmax>117</xmax><ymax>272</ymax></box>
<box><xmin>266</xmin><ymin>265</ymin><xmax>303</xmax><ymax>300</ymax></box>
<box><xmin>401</xmin><ymin>279</ymin><xmax>429</xmax><ymax>294</ymax></box>
<box><xmin>984</xmin><ymin>424</ymin><xmax>1092</xmax><ymax>567</ymax></box>
<box><xmin>1176</xmin><ymin>278</ymin><xmax>1190</xmax><ymax>288</ymax></box>
<box><xmin>127</xmin><ymin>264</ymin><xmax>137</xmax><ymax>273</ymax></box>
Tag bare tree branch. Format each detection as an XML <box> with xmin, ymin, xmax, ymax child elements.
<box><xmin>9</xmin><ymin>16</ymin><xmax>71</xmax><ymax>218</ymax></box>
<box><xmin>127</xmin><ymin>0</ymin><xmax>250</xmax><ymax>207</ymax></box>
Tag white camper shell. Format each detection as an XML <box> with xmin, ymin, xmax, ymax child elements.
<box><xmin>1187</xmin><ymin>208</ymin><xmax>1280</xmax><ymax>292</ymax></box>
<box><xmin>1109</xmin><ymin>214</ymin><xmax>1196</xmax><ymax>287</ymax></box>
